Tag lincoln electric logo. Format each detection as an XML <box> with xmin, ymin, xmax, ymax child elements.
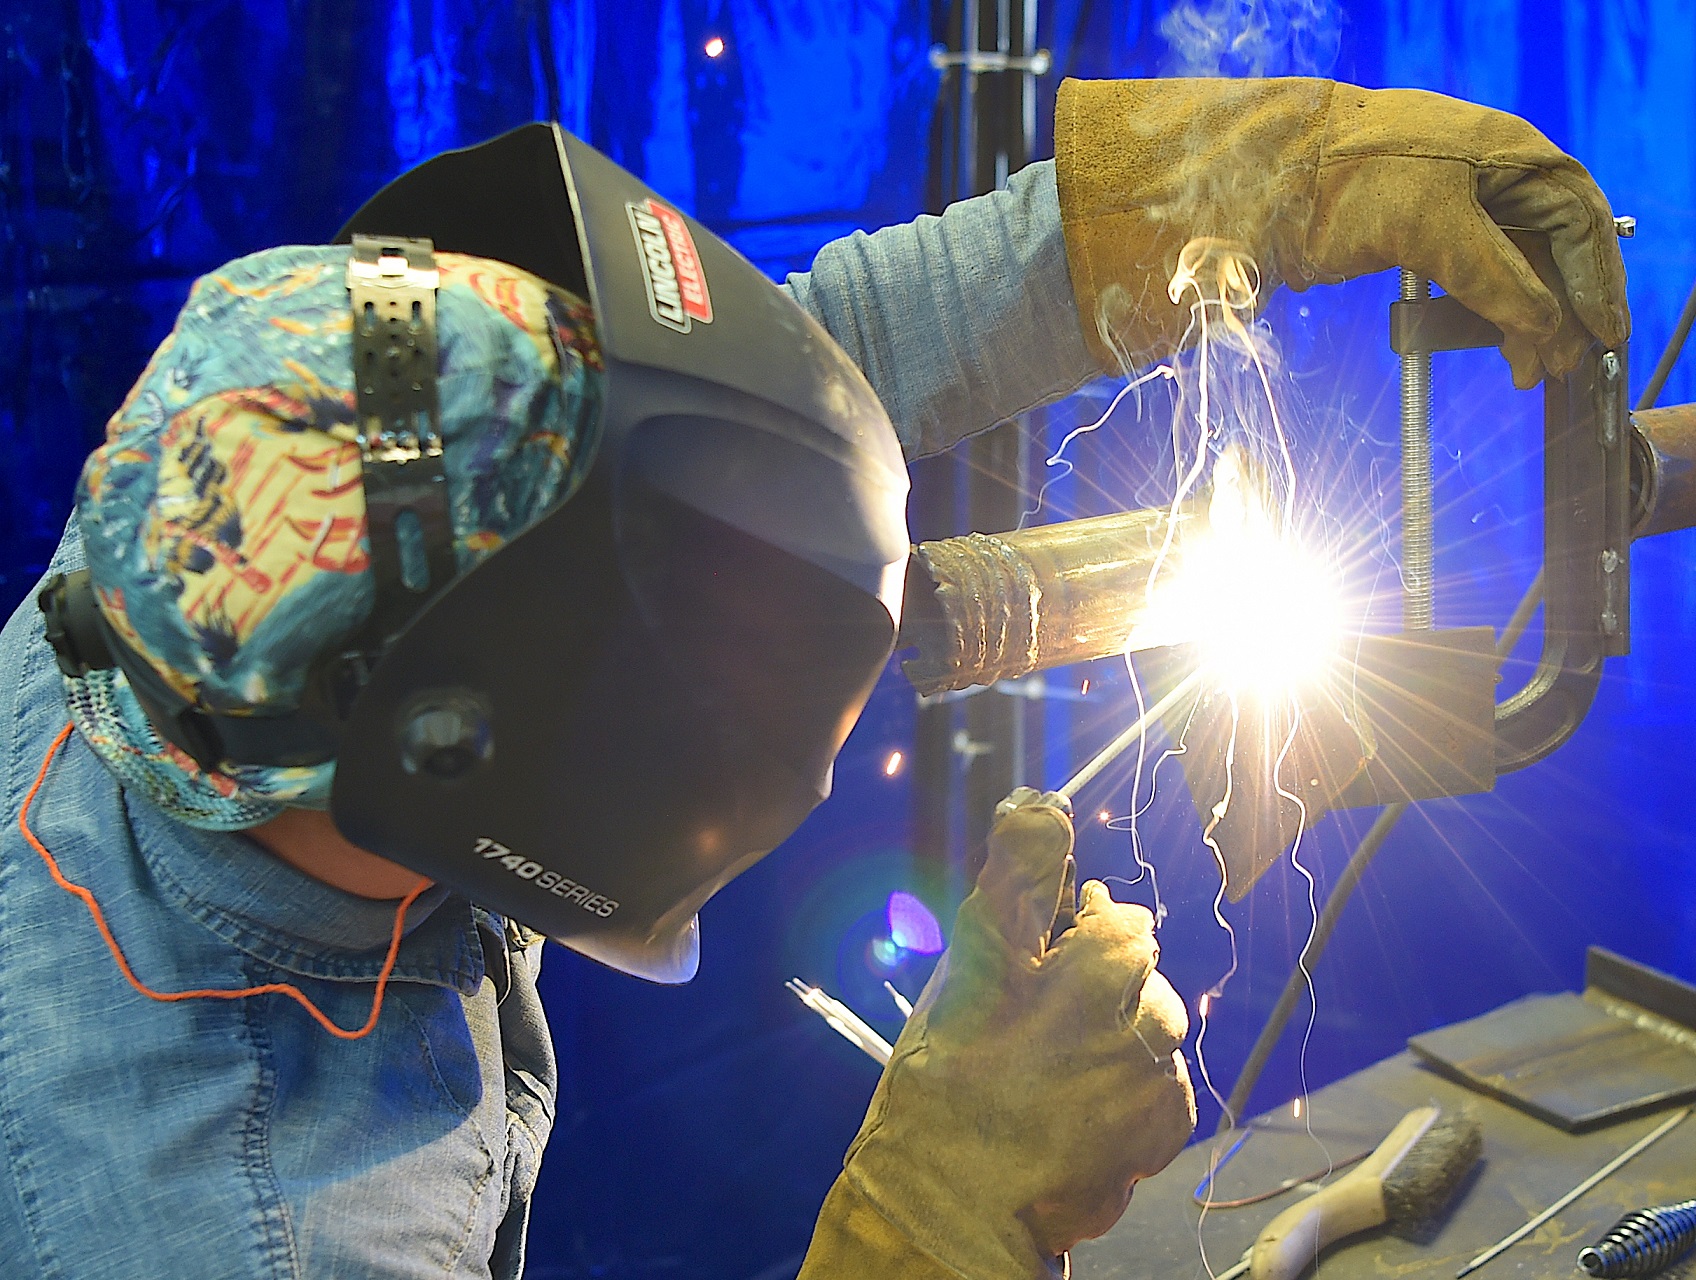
<box><xmin>627</xmin><ymin>199</ymin><xmax>713</xmax><ymax>333</ymax></box>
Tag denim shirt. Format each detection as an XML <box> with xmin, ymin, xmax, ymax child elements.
<box><xmin>0</xmin><ymin>160</ymin><xmax>1091</xmax><ymax>1278</ymax></box>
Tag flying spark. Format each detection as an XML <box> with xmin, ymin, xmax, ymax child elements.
<box><xmin>882</xmin><ymin>750</ymin><xmax>904</xmax><ymax>777</ymax></box>
<box><xmin>703</xmin><ymin>35</ymin><xmax>726</xmax><ymax>57</ymax></box>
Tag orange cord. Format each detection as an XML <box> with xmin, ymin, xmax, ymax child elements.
<box><xmin>19</xmin><ymin>722</ymin><xmax>426</xmax><ymax>1040</ymax></box>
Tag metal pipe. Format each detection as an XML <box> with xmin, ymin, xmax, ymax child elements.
<box><xmin>1400</xmin><ymin>271</ymin><xmax>1435</xmax><ymax>630</ymax></box>
<box><xmin>1630</xmin><ymin>402</ymin><xmax>1696</xmax><ymax>538</ymax></box>
<box><xmin>898</xmin><ymin>505</ymin><xmax>1193</xmax><ymax>695</ymax></box>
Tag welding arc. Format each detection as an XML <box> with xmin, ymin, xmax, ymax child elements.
<box><xmin>1216</xmin><ymin>285</ymin><xmax>1696</xmax><ymax>1134</ymax></box>
<box><xmin>1058</xmin><ymin>671</ymin><xmax>1203</xmax><ymax>803</ymax></box>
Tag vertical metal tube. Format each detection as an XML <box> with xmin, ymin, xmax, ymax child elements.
<box><xmin>1399</xmin><ymin>270</ymin><xmax>1434</xmax><ymax>631</ymax></box>
<box><xmin>1021</xmin><ymin>0</ymin><xmax>1038</xmax><ymax>162</ymax></box>
<box><xmin>961</xmin><ymin>0</ymin><xmax>979</xmax><ymax>200</ymax></box>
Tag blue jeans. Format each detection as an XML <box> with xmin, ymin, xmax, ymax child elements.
<box><xmin>0</xmin><ymin>530</ymin><xmax>555</xmax><ymax>1279</ymax></box>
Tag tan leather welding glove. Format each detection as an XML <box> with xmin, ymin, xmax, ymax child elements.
<box><xmin>797</xmin><ymin>788</ymin><xmax>1197</xmax><ymax>1280</ymax></box>
<box><xmin>1056</xmin><ymin>77</ymin><xmax>1629</xmax><ymax>389</ymax></box>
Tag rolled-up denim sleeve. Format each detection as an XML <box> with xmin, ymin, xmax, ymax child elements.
<box><xmin>781</xmin><ymin>159</ymin><xmax>1101</xmax><ymax>461</ymax></box>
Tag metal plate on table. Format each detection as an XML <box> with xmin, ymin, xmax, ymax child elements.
<box><xmin>1408</xmin><ymin>991</ymin><xmax>1696</xmax><ymax>1133</ymax></box>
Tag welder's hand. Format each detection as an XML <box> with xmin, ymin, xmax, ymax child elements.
<box><xmin>798</xmin><ymin>787</ymin><xmax>1197</xmax><ymax>1280</ymax></box>
<box><xmin>1056</xmin><ymin>77</ymin><xmax>1629</xmax><ymax>389</ymax></box>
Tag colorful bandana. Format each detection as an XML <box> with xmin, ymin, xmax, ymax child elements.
<box><xmin>71</xmin><ymin>245</ymin><xmax>602</xmax><ymax>828</ymax></box>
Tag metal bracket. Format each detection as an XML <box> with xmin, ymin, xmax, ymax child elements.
<box><xmin>927</xmin><ymin>45</ymin><xmax>1052</xmax><ymax>74</ymax></box>
<box><xmin>1494</xmin><ymin>344</ymin><xmax>1632</xmax><ymax>771</ymax></box>
<box><xmin>345</xmin><ymin>235</ymin><xmax>457</xmax><ymax>646</ymax></box>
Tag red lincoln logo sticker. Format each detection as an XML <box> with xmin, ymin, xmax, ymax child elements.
<box><xmin>626</xmin><ymin>199</ymin><xmax>714</xmax><ymax>333</ymax></box>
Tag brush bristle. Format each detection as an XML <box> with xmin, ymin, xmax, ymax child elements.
<box><xmin>1382</xmin><ymin>1112</ymin><xmax>1484</xmax><ymax>1226</ymax></box>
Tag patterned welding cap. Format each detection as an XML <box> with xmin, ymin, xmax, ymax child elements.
<box><xmin>69</xmin><ymin>244</ymin><xmax>602</xmax><ymax>829</ymax></box>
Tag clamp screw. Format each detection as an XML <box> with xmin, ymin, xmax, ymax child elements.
<box><xmin>1614</xmin><ymin>215</ymin><xmax>1637</xmax><ymax>238</ymax></box>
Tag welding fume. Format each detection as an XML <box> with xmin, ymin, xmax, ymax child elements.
<box><xmin>2</xmin><ymin>32</ymin><xmax>1666</xmax><ymax>1279</ymax></box>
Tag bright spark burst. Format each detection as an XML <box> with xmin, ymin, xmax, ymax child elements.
<box><xmin>882</xmin><ymin>749</ymin><xmax>904</xmax><ymax>777</ymax></box>
<box><xmin>1129</xmin><ymin>444</ymin><xmax>1345</xmax><ymax>699</ymax></box>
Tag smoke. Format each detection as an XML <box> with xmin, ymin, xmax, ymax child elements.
<box><xmin>1159</xmin><ymin>0</ymin><xmax>1342</xmax><ymax>78</ymax></box>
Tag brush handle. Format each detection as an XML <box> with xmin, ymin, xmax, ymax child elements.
<box><xmin>1250</xmin><ymin>1107</ymin><xmax>1439</xmax><ymax>1280</ymax></box>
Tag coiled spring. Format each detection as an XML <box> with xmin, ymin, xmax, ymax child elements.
<box><xmin>1578</xmin><ymin>1200</ymin><xmax>1696</xmax><ymax>1278</ymax></box>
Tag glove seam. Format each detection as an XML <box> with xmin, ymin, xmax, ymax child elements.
<box><xmin>1464</xmin><ymin>180</ymin><xmax>1562</xmax><ymax>336</ymax></box>
<box><xmin>838</xmin><ymin>1165</ymin><xmax>984</xmax><ymax>1280</ymax></box>
<box><xmin>842</xmin><ymin>1162</ymin><xmax>1062</xmax><ymax>1280</ymax></box>
<box><xmin>1540</xmin><ymin>164</ymin><xmax>1624</xmax><ymax>345</ymax></box>
<box><xmin>841</xmin><ymin>1030</ymin><xmax>912</xmax><ymax>1167</ymax></box>
<box><xmin>1297</xmin><ymin>78</ymin><xmax>1339</xmax><ymax>286</ymax></box>
<box><xmin>1053</xmin><ymin>79</ymin><xmax>1117</xmax><ymax>374</ymax></box>
<box><xmin>1316</xmin><ymin>152</ymin><xmax>1547</xmax><ymax>172</ymax></box>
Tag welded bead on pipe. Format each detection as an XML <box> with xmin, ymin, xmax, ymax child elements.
<box><xmin>897</xmin><ymin>506</ymin><xmax>1193</xmax><ymax>696</ymax></box>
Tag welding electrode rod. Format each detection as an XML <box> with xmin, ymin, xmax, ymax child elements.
<box><xmin>1057</xmin><ymin>671</ymin><xmax>1203</xmax><ymax>803</ymax></box>
<box><xmin>1454</xmin><ymin>1108</ymin><xmax>1691</xmax><ymax>1279</ymax></box>
<box><xmin>1400</xmin><ymin>270</ymin><xmax>1435</xmax><ymax>631</ymax></box>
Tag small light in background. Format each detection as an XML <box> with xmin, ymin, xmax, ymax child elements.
<box><xmin>883</xmin><ymin>749</ymin><xmax>904</xmax><ymax>777</ymax></box>
<box><xmin>1098</xmin><ymin>809</ymin><xmax>1112</xmax><ymax>824</ymax></box>
<box><xmin>1291</xmin><ymin>1097</ymin><xmax>1303</xmax><ymax>1119</ymax></box>
<box><xmin>1080</xmin><ymin>678</ymin><xmax>1090</xmax><ymax>696</ymax></box>
<box><xmin>887</xmin><ymin>891</ymin><xmax>944</xmax><ymax>954</ymax></box>
<box><xmin>703</xmin><ymin>35</ymin><xmax>726</xmax><ymax>57</ymax></box>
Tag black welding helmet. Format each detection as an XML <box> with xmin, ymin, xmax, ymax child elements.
<box><xmin>325</xmin><ymin>125</ymin><xmax>907</xmax><ymax>981</ymax></box>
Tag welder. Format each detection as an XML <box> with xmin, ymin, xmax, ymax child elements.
<box><xmin>0</xmin><ymin>78</ymin><xmax>1625</xmax><ymax>1279</ymax></box>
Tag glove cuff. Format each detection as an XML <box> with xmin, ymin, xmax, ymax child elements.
<box><xmin>800</xmin><ymin>1175</ymin><xmax>1061</xmax><ymax>1280</ymax></box>
<box><xmin>1054</xmin><ymin>76</ymin><xmax>1332</xmax><ymax>372</ymax></box>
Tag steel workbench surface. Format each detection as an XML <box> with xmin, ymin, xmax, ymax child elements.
<box><xmin>1074</xmin><ymin>1050</ymin><xmax>1696</xmax><ymax>1280</ymax></box>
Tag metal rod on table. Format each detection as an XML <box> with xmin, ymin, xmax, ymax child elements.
<box><xmin>1057</xmin><ymin>670</ymin><xmax>1203</xmax><ymax>803</ymax></box>
<box><xmin>1454</xmin><ymin>1107</ymin><xmax>1690</xmax><ymax>1279</ymax></box>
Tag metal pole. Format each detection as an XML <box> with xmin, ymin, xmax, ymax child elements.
<box><xmin>959</xmin><ymin>0</ymin><xmax>1034</xmax><ymax>862</ymax></box>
